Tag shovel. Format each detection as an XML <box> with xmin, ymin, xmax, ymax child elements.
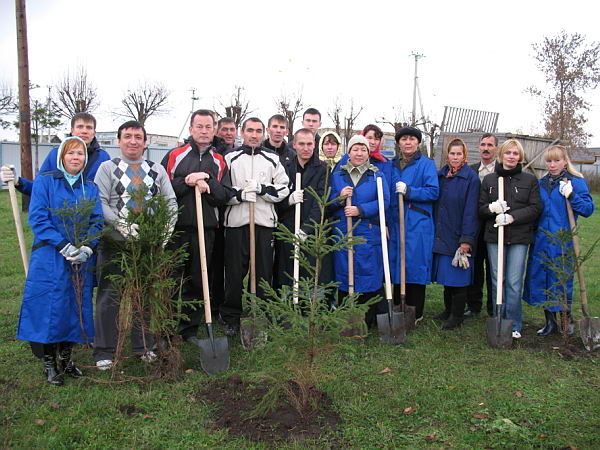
<box><xmin>195</xmin><ymin>185</ymin><xmax>229</xmax><ymax>375</ymax></box>
<box><xmin>397</xmin><ymin>193</ymin><xmax>416</xmax><ymax>331</ymax></box>
<box><xmin>376</xmin><ymin>177</ymin><xmax>405</xmax><ymax>344</ymax></box>
<box><xmin>486</xmin><ymin>176</ymin><xmax>513</xmax><ymax>348</ymax></box>
<box><xmin>292</xmin><ymin>173</ymin><xmax>301</xmax><ymax>305</ymax></box>
<box><xmin>565</xmin><ymin>194</ymin><xmax>600</xmax><ymax>351</ymax></box>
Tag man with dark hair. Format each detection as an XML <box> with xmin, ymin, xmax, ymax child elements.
<box><xmin>161</xmin><ymin>109</ymin><xmax>229</xmax><ymax>344</ymax></box>
<box><xmin>465</xmin><ymin>133</ymin><xmax>499</xmax><ymax>318</ymax></box>
<box><xmin>93</xmin><ymin>121</ymin><xmax>177</xmax><ymax>370</ymax></box>
<box><xmin>217</xmin><ymin>117</ymin><xmax>237</xmax><ymax>150</ymax></box>
<box><xmin>302</xmin><ymin>107</ymin><xmax>322</xmax><ymax>147</ymax></box>
<box><xmin>264</xmin><ymin>114</ymin><xmax>296</xmax><ymax>167</ymax></box>
<box><xmin>220</xmin><ymin>117</ymin><xmax>290</xmax><ymax>336</ymax></box>
<box><xmin>1</xmin><ymin>112</ymin><xmax>110</xmax><ymax>196</ymax></box>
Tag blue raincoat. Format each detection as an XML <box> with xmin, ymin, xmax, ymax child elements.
<box><xmin>16</xmin><ymin>141</ymin><xmax>103</xmax><ymax>344</ymax></box>
<box><xmin>328</xmin><ymin>165</ymin><xmax>390</xmax><ymax>293</ymax></box>
<box><xmin>389</xmin><ymin>151</ymin><xmax>439</xmax><ymax>285</ymax></box>
<box><xmin>523</xmin><ymin>173</ymin><xmax>594</xmax><ymax>311</ymax></box>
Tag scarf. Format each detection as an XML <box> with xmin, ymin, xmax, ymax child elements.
<box><xmin>446</xmin><ymin>162</ymin><xmax>465</xmax><ymax>178</ymax></box>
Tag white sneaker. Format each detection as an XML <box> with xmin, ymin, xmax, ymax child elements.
<box><xmin>512</xmin><ymin>331</ymin><xmax>522</xmax><ymax>339</ymax></box>
<box><xmin>140</xmin><ymin>350</ymin><xmax>157</xmax><ymax>363</ymax></box>
<box><xmin>96</xmin><ymin>359</ymin><xmax>113</xmax><ymax>371</ymax></box>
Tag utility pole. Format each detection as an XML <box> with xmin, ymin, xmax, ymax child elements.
<box><xmin>410</xmin><ymin>51</ymin><xmax>424</xmax><ymax>126</ymax></box>
<box><xmin>15</xmin><ymin>0</ymin><xmax>32</xmax><ymax>211</ymax></box>
<box><xmin>178</xmin><ymin>87</ymin><xmax>198</xmax><ymax>142</ymax></box>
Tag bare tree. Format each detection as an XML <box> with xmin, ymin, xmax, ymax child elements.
<box><xmin>327</xmin><ymin>98</ymin><xmax>363</xmax><ymax>145</ymax></box>
<box><xmin>276</xmin><ymin>89</ymin><xmax>303</xmax><ymax>141</ymax></box>
<box><xmin>0</xmin><ymin>82</ymin><xmax>16</xmax><ymax>128</ymax></box>
<box><xmin>216</xmin><ymin>86</ymin><xmax>252</xmax><ymax>128</ymax></box>
<box><xmin>528</xmin><ymin>30</ymin><xmax>600</xmax><ymax>147</ymax></box>
<box><xmin>377</xmin><ymin>106</ymin><xmax>411</xmax><ymax>134</ymax></box>
<box><xmin>52</xmin><ymin>66</ymin><xmax>98</xmax><ymax>119</ymax></box>
<box><xmin>115</xmin><ymin>81</ymin><xmax>170</xmax><ymax>125</ymax></box>
<box><xmin>327</xmin><ymin>98</ymin><xmax>343</xmax><ymax>137</ymax></box>
<box><xmin>343</xmin><ymin>99</ymin><xmax>363</xmax><ymax>145</ymax></box>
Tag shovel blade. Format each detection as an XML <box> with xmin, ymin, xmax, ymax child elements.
<box><xmin>580</xmin><ymin>317</ymin><xmax>600</xmax><ymax>351</ymax></box>
<box><xmin>486</xmin><ymin>317</ymin><xmax>514</xmax><ymax>349</ymax></box>
<box><xmin>377</xmin><ymin>311</ymin><xmax>406</xmax><ymax>345</ymax></box>
<box><xmin>198</xmin><ymin>337</ymin><xmax>230</xmax><ymax>376</ymax></box>
<box><xmin>240</xmin><ymin>317</ymin><xmax>268</xmax><ymax>349</ymax></box>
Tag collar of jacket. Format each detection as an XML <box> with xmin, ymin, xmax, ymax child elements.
<box><xmin>496</xmin><ymin>163</ymin><xmax>522</xmax><ymax>177</ymax></box>
<box><xmin>263</xmin><ymin>139</ymin><xmax>287</xmax><ymax>152</ymax></box>
<box><xmin>394</xmin><ymin>150</ymin><xmax>422</xmax><ymax>170</ymax></box>
<box><xmin>188</xmin><ymin>138</ymin><xmax>212</xmax><ymax>156</ymax></box>
<box><xmin>49</xmin><ymin>169</ymin><xmax>84</xmax><ymax>187</ymax></box>
<box><xmin>541</xmin><ymin>169</ymin><xmax>573</xmax><ymax>192</ymax></box>
<box><xmin>241</xmin><ymin>144</ymin><xmax>264</xmax><ymax>156</ymax></box>
<box><xmin>438</xmin><ymin>163</ymin><xmax>469</xmax><ymax>179</ymax></box>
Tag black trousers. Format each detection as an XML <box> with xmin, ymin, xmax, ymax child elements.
<box><xmin>394</xmin><ymin>283</ymin><xmax>426</xmax><ymax>319</ymax></box>
<box><xmin>170</xmin><ymin>227</ymin><xmax>215</xmax><ymax>339</ymax></box>
<box><xmin>209</xmin><ymin>226</ymin><xmax>225</xmax><ymax>313</ymax></box>
<box><xmin>467</xmin><ymin>229</ymin><xmax>493</xmax><ymax>315</ymax></box>
<box><xmin>221</xmin><ymin>225</ymin><xmax>273</xmax><ymax>326</ymax></box>
<box><xmin>443</xmin><ymin>285</ymin><xmax>468</xmax><ymax>317</ymax></box>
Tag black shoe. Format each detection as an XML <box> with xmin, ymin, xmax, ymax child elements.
<box><xmin>537</xmin><ymin>310</ymin><xmax>558</xmax><ymax>337</ymax></box>
<box><xmin>441</xmin><ymin>315</ymin><xmax>463</xmax><ymax>330</ymax></box>
<box><xmin>58</xmin><ymin>342</ymin><xmax>83</xmax><ymax>378</ymax></box>
<box><xmin>42</xmin><ymin>344</ymin><xmax>63</xmax><ymax>386</ymax></box>
<box><xmin>223</xmin><ymin>324</ymin><xmax>238</xmax><ymax>337</ymax></box>
<box><xmin>463</xmin><ymin>310</ymin><xmax>480</xmax><ymax>318</ymax></box>
<box><xmin>434</xmin><ymin>311</ymin><xmax>450</xmax><ymax>321</ymax></box>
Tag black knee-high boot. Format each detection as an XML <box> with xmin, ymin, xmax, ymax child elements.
<box><xmin>435</xmin><ymin>287</ymin><xmax>452</xmax><ymax>321</ymax></box>
<box><xmin>537</xmin><ymin>309</ymin><xmax>558</xmax><ymax>336</ymax></box>
<box><xmin>42</xmin><ymin>344</ymin><xmax>63</xmax><ymax>386</ymax></box>
<box><xmin>442</xmin><ymin>287</ymin><xmax>466</xmax><ymax>330</ymax></box>
<box><xmin>58</xmin><ymin>342</ymin><xmax>83</xmax><ymax>378</ymax></box>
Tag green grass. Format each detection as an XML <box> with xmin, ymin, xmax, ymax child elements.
<box><xmin>1</xmin><ymin>190</ymin><xmax>599</xmax><ymax>449</ymax></box>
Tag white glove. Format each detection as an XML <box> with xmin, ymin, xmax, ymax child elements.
<box><xmin>494</xmin><ymin>213</ymin><xmax>514</xmax><ymax>227</ymax></box>
<box><xmin>241</xmin><ymin>190</ymin><xmax>257</xmax><ymax>202</ymax></box>
<box><xmin>116</xmin><ymin>222</ymin><xmax>140</xmax><ymax>239</ymax></box>
<box><xmin>395</xmin><ymin>181</ymin><xmax>407</xmax><ymax>195</ymax></box>
<box><xmin>162</xmin><ymin>223</ymin><xmax>175</xmax><ymax>248</ymax></box>
<box><xmin>67</xmin><ymin>245</ymin><xmax>93</xmax><ymax>264</ymax></box>
<box><xmin>60</xmin><ymin>243</ymin><xmax>80</xmax><ymax>260</ymax></box>
<box><xmin>289</xmin><ymin>189</ymin><xmax>304</xmax><ymax>206</ymax></box>
<box><xmin>559</xmin><ymin>180</ymin><xmax>573</xmax><ymax>198</ymax></box>
<box><xmin>296</xmin><ymin>229</ymin><xmax>308</xmax><ymax>241</ymax></box>
<box><xmin>451</xmin><ymin>248</ymin><xmax>471</xmax><ymax>270</ymax></box>
<box><xmin>489</xmin><ymin>200</ymin><xmax>510</xmax><ymax>214</ymax></box>
<box><xmin>1</xmin><ymin>165</ymin><xmax>17</xmax><ymax>184</ymax></box>
<box><xmin>244</xmin><ymin>179</ymin><xmax>260</xmax><ymax>193</ymax></box>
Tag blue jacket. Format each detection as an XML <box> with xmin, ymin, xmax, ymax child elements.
<box><xmin>16</xmin><ymin>137</ymin><xmax>110</xmax><ymax>197</ymax></box>
<box><xmin>16</xmin><ymin>171</ymin><xmax>103</xmax><ymax>343</ymax></box>
<box><xmin>523</xmin><ymin>173</ymin><xmax>594</xmax><ymax>311</ymax></box>
<box><xmin>433</xmin><ymin>164</ymin><xmax>480</xmax><ymax>255</ymax></box>
<box><xmin>389</xmin><ymin>151</ymin><xmax>439</xmax><ymax>285</ymax></box>
<box><xmin>328</xmin><ymin>165</ymin><xmax>390</xmax><ymax>293</ymax></box>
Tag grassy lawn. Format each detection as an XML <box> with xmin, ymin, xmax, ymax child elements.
<box><xmin>1</xmin><ymin>190</ymin><xmax>599</xmax><ymax>449</ymax></box>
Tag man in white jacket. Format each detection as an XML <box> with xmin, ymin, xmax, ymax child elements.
<box><xmin>220</xmin><ymin>117</ymin><xmax>290</xmax><ymax>336</ymax></box>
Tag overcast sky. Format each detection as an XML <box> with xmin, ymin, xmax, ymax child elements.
<box><xmin>1</xmin><ymin>0</ymin><xmax>600</xmax><ymax>146</ymax></box>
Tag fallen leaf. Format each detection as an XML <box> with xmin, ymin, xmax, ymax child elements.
<box><xmin>423</xmin><ymin>433</ymin><xmax>436</xmax><ymax>439</ymax></box>
<box><xmin>185</xmin><ymin>369</ymin><xmax>193</xmax><ymax>374</ymax></box>
<box><xmin>538</xmin><ymin>434</ymin><xmax>547</xmax><ymax>439</ymax></box>
<box><xmin>50</xmin><ymin>425</ymin><xmax>57</xmax><ymax>433</ymax></box>
<box><xmin>51</xmin><ymin>402</ymin><xmax>61</xmax><ymax>409</ymax></box>
<box><xmin>515</xmin><ymin>391</ymin><xmax>524</xmax><ymax>398</ymax></box>
<box><xmin>378</xmin><ymin>367</ymin><xmax>391</xmax><ymax>375</ymax></box>
<box><xmin>478</xmin><ymin>402</ymin><xmax>485</xmax><ymax>406</ymax></box>
<box><xmin>567</xmin><ymin>445</ymin><xmax>578</xmax><ymax>450</ymax></box>
<box><xmin>403</xmin><ymin>406</ymin><xmax>417</xmax><ymax>415</ymax></box>
<box><xmin>143</xmin><ymin>414</ymin><xmax>154</xmax><ymax>419</ymax></box>
<box><xmin>403</xmin><ymin>349</ymin><xmax>411</xmax><ymax>352</ymax></box>
<box><xmin>472</xmin><ymin>414</ymin><xmax>488</xmax><ymax>419</ymax></box>
<box><xmin>552</xmin><ymin>346</ymin><xmax>560</xmax><ymax>350</ymax></box>
<box><xmin>33</xmin><ymin>419</ymin><xmax>45</xmax><ymax>425</ymax></box>
<box><xmin>448</xmin><ymin>385</ymin><xmax>456</xmax><ymax>390</ymax></box>
<box><xmin>362</xmin><ymin>392</ymin><xmax>368</xmax><ymax>397</ymax></box>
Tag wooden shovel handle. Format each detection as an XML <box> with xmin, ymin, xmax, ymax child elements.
<box><xmin>377</xmin><ymin>178</ymin><xmax>392</xmax><ymax>301</ymax></box>
<box><xmin>293</xmin><ymin>173</ymin><xmax>301</xmax><ymax>304</ymax></box>
<box><xmin>346</xmin><ymin>197</ymin><xmax>354</xmax><ymax>295</ymax></box>
<box><xmin>495</xmin><ymin>177</ymin><xmax>505</xmax><ymax>308</ymax></box>
<box><xmin>398</xmin><ymin>193</ymin><xmax>406</xmax><ymax>298</ymax></box>
<box><xmin>8</xmin><ymin>180</ymin><xmax>28</xmax><ymax>275</ymax></box>
<box><xmin>195</xmin><ymin>185</ymin><xmax>212</xmax><ymax>324</ymax></box>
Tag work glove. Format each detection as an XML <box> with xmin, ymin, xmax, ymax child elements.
<box><xmin>60</xmin><ymin>243</ymin><xmax>80</xmax><ymax>261</ymax></box>
<box><xmin>0</xmin><ymin>165</ymin><xmax>17</xmax><ymax>184</ymax></box>
<box><xmin>296</xmin><ymin>229</ymin><xmax>308</xmax><ymax>241</ymax></box>
<box><xmin>244</xmin><ymin>179</ymin><xmax>260</xmax><ymax>193</ymax></box>
<box><xmin>67</xmin><ymin>245</ymin><xmax>93</xmax><ymax>264</ymax></box>
<box><xmin>494</xmin><ymin>213</ymin><xmax>514</xmax><ymax>227</ymax></box>
<box><xmin>488</xmin><ymin>200</ymin><xmax>510</xmax><ymax>214</ymax></box>
<box><xmin>116</xmin><ymin>222</ymin><xmax>140</xmax><ymax>239</ymax></box>
<box><xmin>289</xmin><ymin>189</ymin><xmax>304</xmax><ymax>206</ymax></box>
<box><xmin>162</xmin><ymin>223</ymin><xmax>175</xmax><ymax>248</ymax></box>
<box><xmin>395</xmin><ymin>181</ymin><xmax>408</xmax><ymax>195</ymax></box>
<box><xmin>451</xmin><ymin>248</ymin><xmax>471</xmax><ymax>270</ymax></box>
<box><xmin>559</xmin><ymin>180</ymin><xmax>573</xmax><ymax>198</ymax></box>
<box><xmin>241</xmin><ymin>190</ymin><xmax>257</xmax><ymax>203</ymax></box>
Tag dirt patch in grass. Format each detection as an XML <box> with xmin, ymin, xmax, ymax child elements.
<box><xmin>517</xmin><ymin>320</ymin><xmax>592</xmax><ymax>359</ymax></box>
<box><xmin>196</xmin><ymin>374</ymin><xmax>341</xmax><ymax>443</ymax></box>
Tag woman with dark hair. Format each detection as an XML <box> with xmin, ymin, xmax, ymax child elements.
<box><xmin>479</xmin><ymin>139</ymin><xmax>543</xmax><ymax>339</ymax></box>
<box><xmin>432</xmin><ymin>138</ymin><xmax>480</xmax><ymax>329</ymax></box>
<box><xmin>16</xmin><ymin>137</ymin><xmax>103</xmax><ymax>385</ymax></box>
<box><xmin>523</xmin><ymin>145</ymin><xmax>594</xmax><ymax>336</ymax></box>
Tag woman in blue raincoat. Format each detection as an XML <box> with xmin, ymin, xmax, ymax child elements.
<box><xmin>389</xmin><ymin>127</ymin><xmax>439</xmax><ymax>323</ymax></box>
<box><xmin>16</xmin><ymin>137</ymin><xmax>103</xmax><ymax>385</ymax></box>
<box><xmin>523</xmin><ymin>145</ymin><xmax>594</xmax><ymax>336</ymax></box>
<box><xmin>329</xmin><ymin>135</ymin><xmax>389</xmax><ymax>325</ymax></box>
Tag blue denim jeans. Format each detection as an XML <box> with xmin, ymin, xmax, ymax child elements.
<box><xmin>487</xmin><ymin>243</ymin><xmax>529</xmax><ymax>332</ymax></box>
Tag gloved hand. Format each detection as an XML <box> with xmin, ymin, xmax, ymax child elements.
<box><xmin>116</xmin><ymin>222</ymin><xmax>140</xmax><ymax>239</ymax></box>
<box><xmin>162</xmin><ymin>223</ymin><xmax>175</xmax><ymax>248</ymax></box>
<box><xmin>451</xmin><ymin>248</ymin><xmax>471</xmax><ymax>270</ymax></box>
<box><xmin>559</xmin><ymin>180</ymin><xmax>573</xmax><ymax>198</ymax></box>
<box><xmin>67</xmin><ymin>245</ymin><xmax>93</xmax><ymax>264</ymax></box>
<box><xmin>244</xmin><ymin>179</ymin><xmax>260</xmax><ymax>193</ymax></box>
<box><xmin>395</xmin><ymin>181</ymin><xmax>407</xmax><ymax>195</ymax></box>
<box><xmin>1</xmin><ymin>165</ymin><xmax>17</xmax><ymax>184</ymax></box>
<box><xmin>296</xmin><ymin>229</ymin><xmax>308</xmax><ymax>241</ymax></box>
<box><xmin>489</xmin><ymin>200</ymin><xmax>510</xmax><ymax>214</ymax></box>
<box><xmin>494</xmin><ymin>213</ymin><xmax>514</xmax><ymax>227</ymax></box>
<box><xmin>60</xmin><ymin>243</ymin><xmax>80</xmax><ymax>260</ymax></box>
<box><xmin>241</xmin><ymin>190</ymin><xmax>257</xmax><ymax>202</ymax></box>
<box><xmin>289</xmin><ymin>189</ymin><xmax>304</xmax><ymax>206</ymax></box>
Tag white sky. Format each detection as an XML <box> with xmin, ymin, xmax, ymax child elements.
<box><xmin>1</xmin><ymin>0</ymin><xmax>600</xmax><ymax>146</ymax></box>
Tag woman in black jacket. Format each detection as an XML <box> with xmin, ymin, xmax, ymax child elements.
<box><xmin>479</xmin><ymin>139</ymin><xmax>543</xmax><ymax>339</ymax></box>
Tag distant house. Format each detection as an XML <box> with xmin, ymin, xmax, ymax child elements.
<box><xmin>571</xmin><ymin>147</ymin><xmax>600</xmax><ymax>176</ymax></box>
<box><xmin>96</xmin><ymin>131</ymin><xmax>178</xmax><ymax>149</ymax></box>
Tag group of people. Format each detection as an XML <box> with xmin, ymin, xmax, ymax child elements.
<box><xmin>0</xmin><ymin>107</ymin><xmax>594</xmax><ymax>386</ymax></box>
